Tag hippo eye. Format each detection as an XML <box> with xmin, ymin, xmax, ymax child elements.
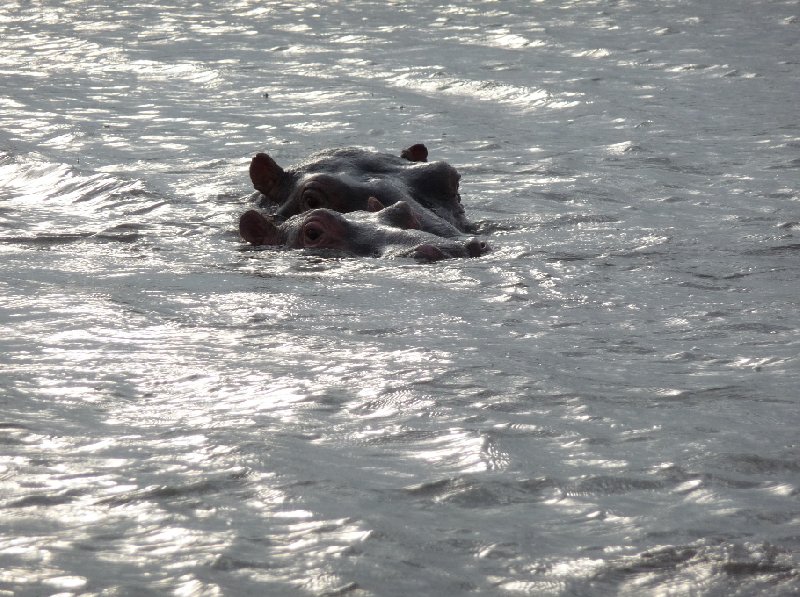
<box><xmin>303</xmin><ymin>222</ymin><xmax>324</xmax><ymax>244</ymax></box>
<box><xmin>302</xmin><ymin>187</ymin><xmax>326</xmax><ymax>210</ymax></box>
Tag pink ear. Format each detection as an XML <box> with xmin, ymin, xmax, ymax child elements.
<box><xmin>400</xmin><ymin>144</ymin><xmax>428</xmax><ymax>162</ymax></box>
<box><xmin>249</xmin><ymin>153</ymin><xmax>285</xmax><ymax>199</ymax></box>
<box><xmin>239</xmin><ymin>210</ymin><xmax>280</xmax><ymax>245</ymax></box>
<box><xmin>367</xmin><ymin>196</ymin><xmax>386</xmax><ymax>212</ymax></box>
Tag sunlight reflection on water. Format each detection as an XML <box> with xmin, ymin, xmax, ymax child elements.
<box><xmin>1</xmin><ymin>0</ymin><xmax>799</xmax><ymax>594</ymax></box>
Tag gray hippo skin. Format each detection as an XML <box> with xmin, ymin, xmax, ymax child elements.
<box><xmin>248</xmin><ymin>144</ymin><xmax>473</xmax><ymax>235</ymax></box>
<box><xmin>239</xmin><ymin>201</ymin><xmax>488</xmax><ymax>262</ymax></box>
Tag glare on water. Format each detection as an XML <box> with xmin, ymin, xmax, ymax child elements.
<box><xmin>1</xmin><ymin>0</ymin><xmax>799</xmax><ymax>595</ymax></box>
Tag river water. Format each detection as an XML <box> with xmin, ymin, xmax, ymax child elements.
<box><xmin>1</xmin><ymin>1</ymin><xmax>798</xmax><ymax>595</ymax></box>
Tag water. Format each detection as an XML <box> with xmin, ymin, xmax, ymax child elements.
<box><xmin>1</xmin><ymin>1</ymin><xmax>798</xmax><ymax>595</ymax></box>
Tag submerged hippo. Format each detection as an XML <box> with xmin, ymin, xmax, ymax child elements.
<box><xmin>239</xmin><ymin>201</ymin><xmax>488</xmax><ymax>261</ymax></box>
<box><xmin>248</xmin><ymin>144</ymin><xmax>473</xmax><ymax>235</ymax></box>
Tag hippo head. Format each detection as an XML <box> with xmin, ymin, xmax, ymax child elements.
<box><xmin>248</xmin><ymin>146</ymin><xmax>471</xmax><ymax>233</ymax></box>
<box><xmin>239</xmin><ymin>202</ymin><xmax>488</xmax><ymax>261</ymax></box>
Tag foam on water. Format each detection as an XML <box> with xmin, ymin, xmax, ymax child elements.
<box><xmin>1</xmin><ymin>0</ymin><xmax>799</xmax><ymax>595</ymax></box>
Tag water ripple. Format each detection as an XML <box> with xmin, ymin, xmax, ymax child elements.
<box><xmin>1</xmin><ymin>0</ymin><xmax>798</xmax><ymax>594</ymax></box>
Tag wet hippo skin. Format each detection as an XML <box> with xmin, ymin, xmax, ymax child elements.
<box><xmin>239</xmin><ymin>202</ymin><xmax>488</xmax><ymax>262</ymax></box>
<box><xmin>248</xmin><ymin>144</ymin><xmax>473</xmax><ymax>234</ymax></box>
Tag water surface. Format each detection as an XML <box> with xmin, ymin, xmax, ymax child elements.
<box><xmin>1</xmin><ymin>1</ymin><xmax>798</xmax><ymax>595</ymax></box>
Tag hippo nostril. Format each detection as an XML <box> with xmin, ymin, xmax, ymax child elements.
<box><xmin>466</xmin><ymin>238</ymin><xmax>488</xmax><ymax>257</ymax></box>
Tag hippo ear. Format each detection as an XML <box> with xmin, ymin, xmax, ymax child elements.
<box><xmin>400</xmin><ymin>144</ymin><xmax>428</xmax><ymax>163</ymax></box>
<box><xmin>239</xmin><ymin>209</ymin><xmax>280</xmax><ymax>246</ymax></box>
<box><xmin>366</xmin><ymin>196</ymin><xmax>386</xmax><ymax>212</ymax></box>
<box><xmin>379</xmin><ymin>201</ymin><xmax>420</xmax><ymax>230</ymax></box>
<box><xmin>249</xmin><ymin>153</ymin><xmax>285</xmax><ymax>200</ymax></box>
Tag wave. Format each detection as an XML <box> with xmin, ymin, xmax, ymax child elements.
<box><xmin>0</xmin><ymin>151</ymin><xmax>170</xmax><ymax>244</ymax></box>
<box><xmin>385</xmin><ymin>69</ymin><xmax>577</xmax><ymax>112</ymax></box>
<box><xmin>0</xmin><ymin>150</ymin><xmax>166</xmax><ymax>209</ymax></box>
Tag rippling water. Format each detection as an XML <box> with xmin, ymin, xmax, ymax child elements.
<box><xmin>1</xmin><ymin>1</ymin><xmax>799</xmax><ymax>595</ymax></box>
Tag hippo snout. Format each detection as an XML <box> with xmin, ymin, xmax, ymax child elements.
<box><xmin>466</xmin><ymin>237</ymin><xmax>489</xmax><ymax>258</ymax></box>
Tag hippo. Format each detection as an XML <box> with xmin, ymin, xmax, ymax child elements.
<box><xmin>248</xmin><ymin>144</ymin><xmax>474</xmax><ymax>235</ymax></box>
<box><xmin>239</xmin><ymin>201</ymin><xmax>488</xmax><ymax>261</ymax></box>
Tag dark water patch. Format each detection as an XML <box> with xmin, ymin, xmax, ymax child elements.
<box><xmin>592</xmin><ymin>540</ymin><xmax>797</xmax><ymax>593</ymax></box>
<box><xmin>536</xmin><ymin>191</ymin><xmax>573</xmax><ymax>203</ymax></box>
<box><xmin>711</xmin><ymin>322</ymin><xmax>792</xmax><ymax>334</ymax></box>
<box><xmin>0</xmin><ymin>423</ymin><xmax>32</xmax><ymax>430</ymax></box>
<box><xmin>209</xmin><ymin>555</ymin><xmax>274</xmax><ymax>572</ymax></box>
<box><xmin>0</xmin><ymin>423</ymin><xmax>33</xmax><ymax>446</ymax></box>
<box><xmin>539</xmin><ymin>213</ymin><xmax>620</xmax><ymax>228</ymax></box>
<box><xmin>611</xmin><ymin>247</ymin><xmax>668</xmax><ymax>259</ymax></box>
<box><xmin>718</xmin><ymin>454</ymin><xmax>800</xmax><ymax>475</ymax></box>
<box><xmin>722</xmin><ymin>559</ymin><xmax>795</xmax><ymax>576</ymax></box>
<box><xmin>362</xmin><ymin>429</ymin><xmax>440</xmax><ymax>445</ymax></box>
<box><xmin>564</xmin><ymin>475</ymin><xmax>664</xmax><ymax>497</ymax></box>
<box><xmin>654</xmin><ymin>465</ymin><xmax>763</xmax><ymax>490</ymax></box>
<box><xmin>491</xmin><ymin>423</ymin><xmax>565</xmax><ymax>438</ymax></box>
<box><xmin>560</xmin><ymin>350</ymin><xmax>592</xmax><ymax>357</ymax></box>
<box><xmin>99</xmin><ymin>473</ymin><xmax>249</xmax><ymax>507</ymax></box>
<box><xmin>472</xmin><ymin>219</ymin><xmax>517</xmax><ymax>234</ymax></box>
<box><xmin>721</xmin><ymin>272</ymin><xmax>751</xmax><ymax>280</ymax></box>
<box><xmin>661</xmin><ymin>350</ymin><xmax>721</xmax><ymax>363</ymax></box>
<box><xmin>353</xmin><ymin>326</ymin><xmax>406</xmax><ymax>337</ymax></box>
<box><xmin>127</xmin><ymin>199</ymin><xmax>170</xmax><ymax>215</ymax></box>
<box><xmin>689</xmin><ymin>270</ymin><xmax>753</xmax><ymax>281</ymax></box>
<box><xmin>545</xmin><ymin>253</ymin><xmax>593</xmax><ymax>262</ymax></box>
<box><xmin>678</xmin><ymin>280</ymin><xmax>730</xmax><ymax>291</ymax></box>
<box><xmin>670</xmin><ymin>385</ymin><xmax>752</xmax><ymax>404</ymax></box>
<box><xmin>767</xmin><ymin>157</ymin><xmax>800</xmax><ymax>170</ymax></box>
<box><xmin>481</xmin><ymin>400</ymin><xmax>530</xmax><ymax>413</ymax></box>
<box><xmin>92</xmin><ymin>231</ymin><xmax>142</xmax><ymax>243</ymax></box>
<box><xmin>0</xmin><ymin>232</ymin><xmax>93</xmax><ymax>246</ymax></box>
<box><xmin>606</xmin><ymin>340</ymin><xmax>656</xmax><ymax>355</ymax></box>
<box><xmin>101</xmin><ymin>222</ymin><xmax>150</xmax><ymax>232</ymax></box>
<box><xmin>405</xmin><ymin>475</ymin><xmax>560</xmax><ymax>507</ymax></box>
<box><xmin>0</xmin><ymin>229</ymin><xmax>143</xmax><ymax>246</ymax></box>
<box><xmin>6</xmin><ymin>494</ymin><xmax>76</xmax><ymax>508</ymax></box>
<box><xmin>465</xmin><ymin>142</ymin><xmax>503</xmax><ymax>152</ymax></box>
<box><xmin>641</xmin><ymin>156</ymin><xmax>722</xmax><ymax>176</ymax></box>
<box><xmin>746</xmin><ymin>243</ymin><xmax>800</xmax><ymax>256</ymax></box>
<box><xmin>480</xmin><ymin>61</ymin><xmax>522</xmax><ymax>72</ymax></box>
